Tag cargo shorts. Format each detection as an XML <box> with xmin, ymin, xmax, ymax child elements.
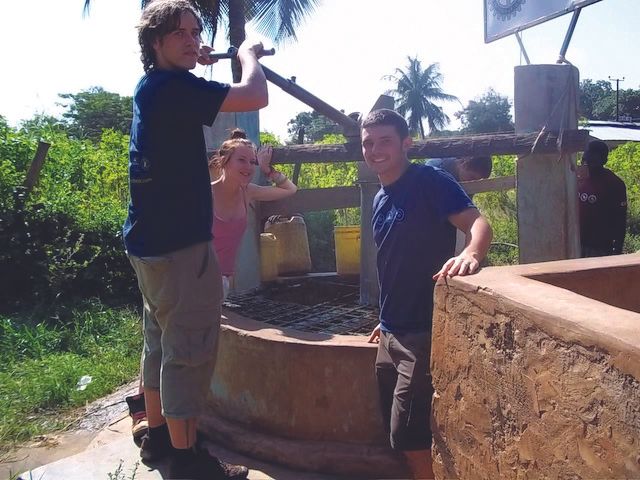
<box><xmin>128</xmin><ymin>241</ymin><xmax>223</xmax><ymax>419</ymax></box>
<box><xmin>375</xmin><ymin>329</ymin><xmax>434</xmax><ymax>451</ymax></box>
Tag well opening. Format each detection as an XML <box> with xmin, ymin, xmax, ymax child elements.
<box><xmin>525</xmin><ymin>263</ymin><xmax>640</xmax><ymax>313</ymax></box>
<box><xmin>224</xmin><ymin>275</ymin><xmax>378</xmax><ymax>335</ymax></box>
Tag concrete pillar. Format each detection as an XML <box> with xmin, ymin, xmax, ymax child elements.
<box><xmin>204</xmin><ymin>111</ymin><xmax>262</xmax><ymax>293</ymax></box>
<box><xmin>514</xmin><ymin>65</ymin><xmax>580</xmax><ymax>263</ymax></box>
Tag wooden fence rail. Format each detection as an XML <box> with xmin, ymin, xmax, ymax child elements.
<box><xmin>270</xmin><ymin>130</ymin><xmax>589</xmax><ymax>165</ymax></box>
<box><xmin>260</xmin><ymin>176</ymin><xmax>516</xmax><ymax>217</ymax></box>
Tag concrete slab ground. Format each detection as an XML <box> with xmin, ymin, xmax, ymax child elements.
<box><xmin>19</xmin><ymin>415</ymin><xmax>344</xmax><ymax>480</ymax></box>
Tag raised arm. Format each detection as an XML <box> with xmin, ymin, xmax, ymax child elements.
<box><xmin>433</xmin><ymin>208</ymin><xmax>493</xmax><ymax>280</ymax></box>
<box><xmin>220</xmin><ymin>39</ymin><xmax>268</xmax><ymax>112</ymax></box>
<box><xmin>247</xmin><ymin>146</ymin><xmax>297</xmax><ymax>202</ymax></box>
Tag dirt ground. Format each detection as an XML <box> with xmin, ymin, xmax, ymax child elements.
<box><xmin>0</xmin><ymin>379</ymin><xmax>139</xmax><ymax>479</ymax></box>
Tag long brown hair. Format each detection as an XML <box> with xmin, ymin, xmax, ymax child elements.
<box><xmin>138</xmin><ymin>0</ymin><xmax>203</xmax><ymax>73</ymax></box>
<box><xmin>208</xmin><ymin>129</ymin><xmax>256</xmax><ymax>180</ymax></box>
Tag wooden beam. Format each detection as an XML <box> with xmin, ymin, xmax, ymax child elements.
<box><xmin>270</xmin><ymin>130</ymin><xmax>590</xmax><ymax>165</ymax></box>
<box><xmin>23</xmin><ymin>141</ymin><xmax>51</xmax><ymax>196</ymax></box>
<box><xmin>262</xmin><ymin>65</ymin><xmax>359</xmax><ymax>134</ymax></box>
<box><xmin>461</xmin><ymin>175</ymin><xmax>516</xmax><ymax>195</ymax></box>
<box><xmin>260</xmin><ymin>186</ymin><xmax>360</xmax><ymax>217</ymax></box>
<box><xmin>259</xmin><ymin>176</ymin><xmax>516</xmax><ymax>217</ymax></box>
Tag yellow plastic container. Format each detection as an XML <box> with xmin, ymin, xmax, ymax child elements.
<box><xmin>334</xmin><ymin>226</ymin><xmax>360</xmax><ymax>276</ymax></box>
<box><xmin>259</xmin><ymin>233</ymin><xmax>279</xmax><ymax>282</ymax></box>
<box><xmin>264</xmin><ymin>215</ymin><xmax>312</xmax><ymax>275</ymax></box>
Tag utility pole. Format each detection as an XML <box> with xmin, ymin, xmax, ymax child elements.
<box><xmin>608</xmin><ymin>76</ymin><xmax>625</xmax><ymax>122</ymax></box>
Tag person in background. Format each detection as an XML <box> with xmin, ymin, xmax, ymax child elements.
<box><xmin>123</xmin><ymin>1</ymin><xmax>268</xmax><ymax>478</ymax></box>
<box><xmin>425</xmin><ymin>156</ymin><xmax>492</xmax><ymax>183</ymax></box>
<box><xmin>209</xmin><ymin>129</ymin><xmax>297</xmax><ymax>298</ymax></box>
<box><xmin>426</xmin><ymin>156</ymin><xmax>493</xmax><ymax>254</ymax></box>
<box><xmin>577</xmin><ymin>139</ymin><xmax>627</xmax><ymax>257</ymax></box>
<box><xmin>361</xmin><ymin>109</ymin><xmax>492</xmax><ymax>480</ymax></box>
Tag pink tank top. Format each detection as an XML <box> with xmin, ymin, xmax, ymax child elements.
<box><xmin>212</xmin><ymin>191</ymin><xmax>248</xmax><ymax>276</ymax></box>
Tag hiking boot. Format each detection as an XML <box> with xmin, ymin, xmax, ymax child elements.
<box><xmin>125</xmin><ymin>393</ymin><xmax>148</xmax><ymax>447</ymax></box>
<box><xmin>140</xmin><ymin>423</ymin><xmax>172</xmax><ymax>462</ymax></box>
<box><xmin>168</xmin><ymin>446</ymin><xmax>249</xmax><ymax>480</ymax></box>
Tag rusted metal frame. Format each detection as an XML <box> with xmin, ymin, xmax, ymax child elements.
<box><xmin>269</xmin><ymin>130</ymin><xmax>590</xmax><ymax>165</ymax></box>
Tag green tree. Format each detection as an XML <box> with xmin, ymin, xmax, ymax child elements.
<box><xmin>619</xmin><ymin>89</ymin><xmax>640</xmax><ymax>120</ymax></box>
<box><xmin>579</xmin><ymin>79</ymin><xmax>615</xmax><ymax>120</ymax></box>
<box><xmin>384</xmin><ymin>57</ymin><xmax>459</xmax><ymax>138</ymax></box>
<box><xmin>579</xmin><ymin>79</ymin><xmax>640</xmax><ymax>121</ymax></box>
<box><xmin>456</xmin><ymin>88</ymin><xmax>514</xmax><ymax>134</ymax></box>
<box><xmin>57</xmin><ymin>87</ymin><xmax>133</xmax><ymax>142</ymax></box>
<box><xmin>286</xmin><ymin>111</ymin><xmax>341</xmax><ymax>143</ymax></box>
<box><xmin>84</xmin><ymin>0</ymin><xmax>320</xmax><ymax>82</ymax></box>
<box><xmin>259</xmin><ymin>131</ymin><xmax>283</xmax><ymax>146</ymax></box>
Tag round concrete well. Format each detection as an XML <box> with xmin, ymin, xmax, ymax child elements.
<box><xmin>200</xmin><ymin>279</ymin><xmax>409</xmax><ymax>478</ymax></box>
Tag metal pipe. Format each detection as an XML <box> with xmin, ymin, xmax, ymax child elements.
<box><xmin>261</xmin><ymin>65</ymin><xmax>360</xmax><ymax>132</ymax></box>
<box><xmin>557</xmin><ymin>8</ymin><xmax>582</xmax><ymax>63</ymax></box>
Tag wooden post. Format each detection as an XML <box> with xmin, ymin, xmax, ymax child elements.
<box><xmin>514</xmin><ymin>64</ymin><xmax>581</xmax><ymax>263</ymax></box>
<box><xmin>358</xmin><ymin>95</ymin><xmax>394</xmax><ymax>306</ymax></box>
<box><xmin>23</xmin><ymin>141</ymin><xmax>50</xmax><ymax>197</ymax></box>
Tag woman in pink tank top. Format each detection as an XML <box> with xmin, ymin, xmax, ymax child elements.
<box><xmin>208</xmin><ymin>129</ymin><xmax>297</xmax><ymax>298</ymax></box>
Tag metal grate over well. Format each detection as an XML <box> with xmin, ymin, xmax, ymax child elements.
<box><xmin>223</xmin><ymin>276</ymin><xmax>379</xmax><ymax>335</ymax></box>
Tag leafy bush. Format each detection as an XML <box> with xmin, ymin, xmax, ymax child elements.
<box><xmin>0</xmin><ymin>124</ymin><xmax>136</xmax><ymax>310</ymax></box>
<box><xmin>607</xmin><ymin>142</ymin><xmax>640</xmax><ymax>238</ymax></box>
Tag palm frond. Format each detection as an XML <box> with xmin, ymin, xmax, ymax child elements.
<box><xmin>251</xmin><ymin>0</ymin><xmax>321</xmax><ymax>44</ymax></box>
<box><xmin>385</xmin><ymin>56</ymin><xmax>457</xmax><ymax>135</ymax></box>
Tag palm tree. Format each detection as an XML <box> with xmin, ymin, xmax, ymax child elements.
<box><xmin>385</xmin><ymin>57</ymin><xmax>459</xmax><ymax>138</ymax></box>
<box><xmin>84</xmin><ymin>0</ymin><xmax>320</xmax><ymax>82</ymax></box>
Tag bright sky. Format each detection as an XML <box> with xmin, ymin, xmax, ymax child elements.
<box><xmin>2</xmin><ymin>0</ymin><xmax>639</xmax><ymax>141</ymax></box>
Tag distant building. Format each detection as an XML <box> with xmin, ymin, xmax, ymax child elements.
<box><xmin>580</xmin><ymin>120</ymin><xmax>640</xmax><ymax>148</ymax></box>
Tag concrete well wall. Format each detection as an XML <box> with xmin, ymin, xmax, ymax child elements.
<box><xmin>431</xmin><ymin>254</ymin><xmax>640</xmax><ymax>479</ymax></box>
<box><xmin>200</xmin><ymin>311</ymin><xmax>409</xmax><ymax>478</ymax></box>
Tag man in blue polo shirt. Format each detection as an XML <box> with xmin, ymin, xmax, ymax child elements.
<box><xmin>123</xmin><ymin>1</ymin><xmax>268</xmax><ymax>478</ymax></box>
<box><xmin>362</xmin><ymin>109</ymin><xmax>492</xmax><ymax>479</ymax></box>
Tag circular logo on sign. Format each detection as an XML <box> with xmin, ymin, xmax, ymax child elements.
<box><xmin>489</xmin><ymin>0</ymin><xmax>526</xmax><ymax>21</ymax></box>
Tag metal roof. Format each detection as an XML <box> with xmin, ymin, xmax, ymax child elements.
<box><xmin>580</xmin><ymin>121</ymin><xmax>640</xmax><ymax>142</ymax></box>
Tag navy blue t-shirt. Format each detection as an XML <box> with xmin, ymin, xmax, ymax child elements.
<box><xmin>373</xmin><ymin>163</ymin><xmax>475</xmax><ymax>334</ymax></box>
<box><xmin>124</xmin><ymin>70</ymin><xmax>230</xmax><ymax>256</ymax></box>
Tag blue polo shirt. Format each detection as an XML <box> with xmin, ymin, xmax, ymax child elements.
<box><xmin>124</xmin><ymin>70</ymin><xmax>230</xmax><ymax>256</ymax></box>
<box><xmin>373</xmin><ymin>163</ymin><xmax>475</xmax><ymax>334</ymax></box>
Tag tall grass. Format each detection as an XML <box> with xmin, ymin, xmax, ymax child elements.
<box><xmin>0</xmin><ymin>300</ymin><xmax>142</xmax><ymax>452</ymax></box>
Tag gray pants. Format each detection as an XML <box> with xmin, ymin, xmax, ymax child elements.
<box><xmin>375</xmin><ymin>330</ymin><xmax>433</xmax><ymax>451</ymax></box>
<box><xmin>129</xmin><ymin>241</ymin><xmax>223</xmax><ymax>419</ymax></box>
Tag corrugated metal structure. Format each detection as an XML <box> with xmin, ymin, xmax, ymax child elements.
<box><xmin>581</xmin><ymin>120</ymin><xmax>640</xmax><ymax>147</ymax></box>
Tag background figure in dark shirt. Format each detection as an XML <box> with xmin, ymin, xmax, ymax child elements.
<box><xmin>578</xmin><ymin>140</ymin><xmax>627</xmax><ymax>257</ymax></box>
<box><xmin>426</xmin><ymin>156</ymin><xmax>492</xmax><ymax>254</ymax></box>
<box><xmin>425</xmin><ymin>156</ymin><xmax>492</xmax><ymax>182</ymax></box>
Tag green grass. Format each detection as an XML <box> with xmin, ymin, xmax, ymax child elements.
<box><xmin>0</xmin><ymin>300</ymin><xmax>142</xmax><ymax>453</ymax></box>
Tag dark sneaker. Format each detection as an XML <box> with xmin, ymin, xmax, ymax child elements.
<box><xmin>169</xmin><ymin>447</ymin><xmax>249</xmax><ymax>479</ymax></box>
<box><xmin>125</xmin><ymin>393</ymin><xmax>148</xmax><ymax>447</ymax></box>
<box><xmin>140</xmin><ymin>423</ymin><xmax>172</xmax><ymax>462</ymax></box>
